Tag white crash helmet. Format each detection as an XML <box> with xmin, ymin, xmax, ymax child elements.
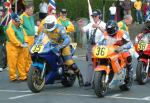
<box><xmin>44</xmin><ymin>15</ymin><xmax>57</xmax><ymax>32</ymax></box>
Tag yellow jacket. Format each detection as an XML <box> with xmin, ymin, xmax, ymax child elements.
<box><xmin>20</xmin><ymin>12</ymin><xmax>35</xmax><ymax>36</ymax></box>
<box><xmin>57</xmin><ymin>16</ymin><xmax>75</xmax><ymax>33</ymax></box>
<box><xmin>134</xmin><ymin>1</ymin><xmax>142</xmax><ymax>10</ymax></box>
<box><xmin>118</xmin><ymin>20</ymin><xmax>129</xmax><ymax>33</ymax></box>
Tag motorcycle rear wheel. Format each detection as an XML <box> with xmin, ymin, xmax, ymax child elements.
<box><xmin>93</xmin><ymin>71</ymin><xmax>108</xmax><ymax>97</ymax></box>
<box><xmin>61</xmin><ymin>73</ymin><xmax>76</xmax><ymax>87</ymax></box>
<box><xmin>27</xmin><ymin>66</ymin><xmax>45</xmax><ymax>93</ymax></box>
<box><xmin>136</xmin><ymin>61</ymin><xmax>148</xmax><ymax>85</ymax></box>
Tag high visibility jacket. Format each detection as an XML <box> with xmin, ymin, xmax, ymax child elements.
<box><xmin>134</xmin><ymin>1</ymin><xmax>142</xmax><ymax>10</ymax></box>
<box><xmin>6</xmin><ymin>22</ymin><xmax>27</xmax><ymax>47</ymax></box>
<box><xmin>20</xmin><ymin>12</ymin><xmax>35</xmax><ymax>36</ymax></box>
<box><xmin>57</xmin><ymin>16</ymin><xmax>75</xmax><ymax>33</ymax></box>
<box><xmin>118</xmin><ymin>20</ymin><xmax>129</xmax><ymax>34</ymax></box>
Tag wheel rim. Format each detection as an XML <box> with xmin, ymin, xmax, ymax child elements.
<box><xmin>32</xmin><ymin>68</ymin><xmax>45</xmax><ymax>90</ymax></box>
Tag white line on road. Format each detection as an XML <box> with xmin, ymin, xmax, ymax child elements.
<box><xmin>56</xmin><ymin>92</ymin><xmax>150</xmax><ymax>101</ymax></box>
<box><xmin>109</xmin><ymin>94</ymin><xmax>121</xmax><ymax>97</ymax></box>
<box><xmin>8</xmin><ymin>94</ymin><xmax>35</xmax><ymax>100</ymax></box>
<box><xmin>57</xmin><ymin>92</ymin><xmax>95</xmax><ymax>97</ymax></box>
<box><xmin>0</xmin><ymin>89</ymin><xmax>31</xmax><ymax>93</ymax></box>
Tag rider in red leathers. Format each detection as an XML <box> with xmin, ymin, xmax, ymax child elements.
<box><xmin>137</xmin><ymin>16</ymin><xmax>150</xmax><ymax>41</ymax></box>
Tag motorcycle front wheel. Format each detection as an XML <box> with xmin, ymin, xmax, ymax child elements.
<box><xmin>93</xmin><ymin>71</ymin><xmax>108</xmax><ymax>97</ymax></box>
<box><xmin>136</xmin><ymin>61</ymin><xmax>148</xmax><ymax>85</ymax></box>
<box><xmin>27</xmin><ymin>66</ymin><xmax>45</xmax><ymax>93</ymax></box>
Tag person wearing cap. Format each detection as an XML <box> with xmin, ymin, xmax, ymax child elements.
<box><xmin>57</xmin><ymin>8</ymin><xmax>75</xmax><ymax>41</ymax></box>
<box><xmin>82</xmin><ymin>9</ymin><xmax>106</xmax><ymax>87</ymax></box>
<box><xmin>6</xmin><ymin>13</ymin><xmax>28</xmax><ymax>81</ymax></box>
<box><xmin>20</xmin><ymin>3</ymin><xmax>35</xmax><ymax>73</ymax></box>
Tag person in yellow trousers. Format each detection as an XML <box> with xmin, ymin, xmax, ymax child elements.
<box><xmin>20</xmin><ymin>3</ymin><xmax>35</xmax><ymax>73</ymax></box>
<box><xmin>6</xmin><ymin>13</ymin><xmax>28</xmax><ymax>81</ymax></box>
<box><xmin>57</xmin><ymin>8</ymin><xmax>75</xmax><ymax>41</ymax></box>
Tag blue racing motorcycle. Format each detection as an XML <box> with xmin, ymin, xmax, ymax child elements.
<box><xmin>27</xmin><ymin>33</ymin><xmax>77</xmax><ymax>93</ymax></box>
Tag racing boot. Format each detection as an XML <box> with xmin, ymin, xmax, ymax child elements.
<box><xmin>71</xmin><ymin>63</ymin><xmax>84</xmax><ymax>87</ymax></box>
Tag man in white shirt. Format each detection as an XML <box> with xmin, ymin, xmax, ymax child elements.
<box><xmin>82</xmin><ymin>10</ymin><xmax>106</xmax><ymax>87</ymax></box>
<box><xmin>109</xmin><ymin>3</ymin><xmax>116</xmax><ymax>20</ymax></box>
<box><xmin>39</xmin><ymin>0</ymin><xmax>48</xmax><ymax>20</ymax></box>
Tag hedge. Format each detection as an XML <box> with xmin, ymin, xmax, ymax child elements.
<box><xmin>33</xmin><ymin>0</ymin><xmax>133</xmax><ymax>21</ymax></box>
<box><xmin>33</xmin><ymin>0</ymin><xmax>139</xmax><ymax>21</ymax></box>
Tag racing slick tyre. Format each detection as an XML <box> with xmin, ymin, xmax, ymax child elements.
<box><xmin>27</xmin><ymin>66</ymin><xmax>45</xmax><ymax>93</ymax></box>
<box><xmin>93</xmin><ymin>71</ymin><xmax>108</xmax><ymax>97</ymax></box>
<box><xmin>136</xmin><ymin>61</ymin><xmax>148</xmax><ymax>85</ymax></box>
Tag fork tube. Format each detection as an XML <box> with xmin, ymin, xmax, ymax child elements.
<box><xmin>105</xmin><ymin>75</ymin><xmax>109</xmax><ymax>83</ymax></box>
<box><xmin>105</xmin><ymin>65</ymin><xmax>109</xmax><ymax>83</ymax></box>
<box><xmin>146</xmin><ymin>59</ymin><xmax>150</xmax><ymax>73</ymax></box>
<box><xmin>41</xmin><ymin>62</ymin><xmax>46</xmax><ymax>79</ymax></box>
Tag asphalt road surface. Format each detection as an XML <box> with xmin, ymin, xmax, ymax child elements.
<box><xmin>0</xmin><ymin>57</ymin><xmax>150</xmax><ymax>103</ymax></box>
<box><xmin>0</xmin><ymin>23</ymin><xmax>149</xmax><ymax>103</ymax></box>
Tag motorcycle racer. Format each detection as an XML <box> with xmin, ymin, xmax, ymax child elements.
<box><xmin>38</xmin><ymin>15</ymin><xmax>84</xmax><ymax>86</ymax></box>
<box><xmin>137</xmin><ymin>15</ymin><xmax>150</xmax><ymax>41</ymax></box>
<box><xmin>103</xmin><ymin>20</ymin><xmax>133</xmax><ymax>84</ymax></box>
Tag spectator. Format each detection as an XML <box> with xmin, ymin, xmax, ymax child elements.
<box><xmin>143</xmin><ymin>2</ymin><xmax>150</xmax><ymax>20</ymax></box>
<box><xmin>6</xmin><ymin>13</ymin><xmax>27</xmax><ymax>81</ymax></box>
<box><xmin>49</xmin><ymin>9</ymin><xmax>57</xmax><ymax>17</ymax></box>
<box><xmin>20</xmin><ymin>3</ymin><xmax>35</xmax><ymax>74</ymax></box>
<box><xmin>39</xmin><ymin>0</ymin><xmax>48</xmax><ymax>20</ymax></box>
<box><xmin>35</xmin><ymin>20</ymin><xmax>41</xmax><ymax>36</ymax></box>
<box><xmin>0</xmin><ymin>26</ymin><xmax>7</xmax><ymax>72</ymax></box>
<box><xmin>82</xmin><ymin>10</ymin><xmax>106</xmax><ymax>87</ymax></box>
<box><xmin>116</xmin><ymin>1</ymin><xmax>124</xmax><ymax>21</ymax></box>
<box><xmin>118</xmin><ymin>15</ymin><xmax>133</xmax><ymax>34</ymax></box>
<box><xmin>57</xmin><ymin>8</ymin><xmax>75</xmax><ymax>41</ymax></box>
<box><xmin>122</xmin><ymin>0</ymin><xmax>133</xmax><ymax>15</ymax></box>
<box><xmin>134</xmin><ymin>0</ymin><xmax>143</xmax><ymax>24</ymax></box>
<box><xmin>17</xmin><ymin>0</ymin><xmax>26</xmax><ymax>14</ymax></box>
<box><xmin>109</xmin><ymin>2</ymin><xmax>116</xmax><ymax>20</ymax></box>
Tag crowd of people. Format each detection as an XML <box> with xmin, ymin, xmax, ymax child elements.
<box><xmin>0</xmin><ymin>0</ymin><xmax>150</xmax><ymax>87</ymax></box>
<box><xmin>0</xmin><ymin>1</ymin><xmax>84</xmax><ymax>84</ymax></box>
<box><xmin>109</xmin><ymin>0</ymin><xmax>150</xmax><ymax>23</ymax></box>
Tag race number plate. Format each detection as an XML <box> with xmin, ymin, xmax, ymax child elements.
<box><xmin>93</xmin><ymin>45</ymin><xmax>108</xmax><ymax>58</ymax></box>
<box><xmin>31</xmin><ymin>44</ymin><xmax>44</xmax><ymax>53</ymax></box>
<box><xmin>70</xmin><ymin>43</ymin><xmax>77</xmax><ymax>50</ymax></box>
<box><xmin>138</xmin><ymin>41</ymin><xmax>148</xmax><ymax>51</ymax></box>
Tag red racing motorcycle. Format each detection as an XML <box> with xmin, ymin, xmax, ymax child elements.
<box><xmin>134</xmin><ymin>33</ymin><xmax>150</xmax><ymax>84</ymax></box>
